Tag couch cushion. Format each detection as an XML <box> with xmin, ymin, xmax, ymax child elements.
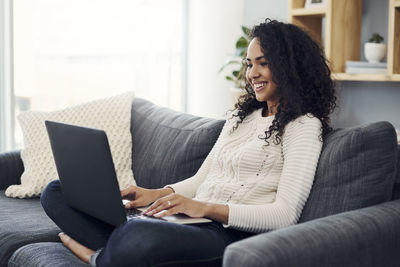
<box><xmin>0</xmin><ymin>191</ymin><xmax>60</xmax><ymax>267</ymax></box>
<box><xmin>130</xmin><ymin>98</ymin><xmax>225</xmax><ymax>189</ymax></box>
<box><xmin>0</xmin><ymin>150</ymin><xmax>24</xmax><ymax>190</ymax></box>
<box><xmin>300</xmin><ymin>121</ymin><xmax>398</xmax><ymax>222</ymax></box>
<box><xmin>8</xmin><ymin>242</ymin><xmax>88</xmax><ymax>267</ymax></box>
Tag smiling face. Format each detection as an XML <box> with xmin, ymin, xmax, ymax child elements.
<box><xmin>245</xmin><ymin>38</ymin><xmax>279</xmax><ymax>106</ymax></box>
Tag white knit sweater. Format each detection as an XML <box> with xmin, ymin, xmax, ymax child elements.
<box><xmin>169</xmin><ymin>108</ymin><xmax>323</xmax><ymax>233</ymax></box>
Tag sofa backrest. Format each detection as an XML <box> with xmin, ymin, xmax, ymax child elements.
<box><xmin>129</xmin><ymin>98</ymin><xmax>399</xmax><ymax>220</ymax></box>
<box><xmin>130</xmin><ymin>98</ymin><xmax>225</xmax><ymax>189</ymax></box>
<box><xmin>299</xmin><ymin>121</ymin><xmax>398</xmax><ymax>223</ymax></box>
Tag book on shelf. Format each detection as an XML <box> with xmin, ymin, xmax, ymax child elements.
<box><xmin>346</xmin><ymin>60</ymin><xmax>387</xmax><ymax>68</ymax></box>
<box><xmin>346</xmin><ymin>67</ymin><xmax>387</xmax><ymax>74</ymax></box>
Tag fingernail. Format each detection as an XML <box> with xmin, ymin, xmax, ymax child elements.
<box><xmin>154</xmin><ymin>210</ymin><xmax>165</xmax><ymax>217</ymax></box>
<box><xmin>58</xmin><ymin>232</ymin><xmax>64</xmax><ymax>237</ymax></box>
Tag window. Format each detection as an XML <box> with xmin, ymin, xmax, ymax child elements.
<box><xmin>0</xmin><ymin>0</ymin><xmax>14</xmax><ymax>153</ymax></box>
<box><xmin>12</xmin><ymin>0</ymin><xmax>184</xmax><ymax>148</ymax></box>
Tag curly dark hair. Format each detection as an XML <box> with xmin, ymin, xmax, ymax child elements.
<box><xmin>233</xmin><ymin>19</ymin><xmax>337</xmax><ymax>145</ymax></box>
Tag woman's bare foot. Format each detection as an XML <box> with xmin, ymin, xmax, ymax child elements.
<box><xmin>59</xmin><ymin>232</ymin><xmax>94</xmax><ymax>264</ymax></box>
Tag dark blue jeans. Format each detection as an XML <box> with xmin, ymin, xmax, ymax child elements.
<box><xmin>41</xmin><ymin>180</ymin><xmax>253</xmax><ymax>267</ymax></box>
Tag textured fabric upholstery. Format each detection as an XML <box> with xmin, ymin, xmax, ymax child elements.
<box><xmin>9</xmin><ymin>243</ymin><xmax>89</xmax><ymax>267</ymax></box>
<box><xmin>299</xmin><ymin>121</ymin><xmax>398</xmax><ymax>222</ymax></box>
<box><xmin>0</xmin><ymin>150</ymin><xmax>23</xmax><ymax>190</ymax></box>
<box><xmin>392</xmin><ymin>145</ymin><xmax>400</xmax><ymax>200</ymax></box>
<box><xmin>0</xmin><ymin>191</ymin><xmax>60</xmax><ymax>267</ymax></box>
<box><xmin>223</xmin><ymin>199</ymin><xmax>400</xmax><ymax>267</ymax></box>
<box><xmin>130</xmin><ymin>98</ymin><xmax>225</xmax><ymax>189</ymax></box>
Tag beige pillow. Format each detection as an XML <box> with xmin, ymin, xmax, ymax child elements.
<box><xmin>6</xmin><ymin>92</ymin><xmax>136</xmax><ymax>198</ymax></box>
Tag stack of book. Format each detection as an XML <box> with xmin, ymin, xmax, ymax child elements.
<box><xmin>345</xmin><ymin>61</ymin><xmax>387</xmax><ymax>74</ymax></box>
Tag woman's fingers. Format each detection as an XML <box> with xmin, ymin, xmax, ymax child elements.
<box><xmin>121</xmin><ymin>186</ymin><xmax>136</xmax><ymax>198</ymax></box>
<box><xmin>144</xmin><ymin>195</ymin><xmax>177</xmax><ymax>216</ymax></box>
<box><xmin>154</xmin><ymin>207</ymin><xmax>178</xmax><ymax>217</ymax></box>
<box><xmin>125</xmin><ymin>200</ymin><xmax>141</xmax><ymax>209</ymax></box>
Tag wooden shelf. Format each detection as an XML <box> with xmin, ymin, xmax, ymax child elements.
<box><xmin>290</xmin><ymin>8</ymin><xmax>326</xmax><ymax>17</ymax></box>
<box><xmin>289</xmin><ymin>0</ymin><xmax>400</xmax><ymax>82</ymax></box>
<box><xmin>388</xmin><ymin>0</ymin><xmax>400</xmax><ymax>75</ymax></box>
<box><xmin>333</xmin><ymin>73</ymin><xmax>400</xmax><ymax>82</ymax></box>
<box><xmin>290</xmin><ymin>0</ymin><xmax>363</xmax><ymax>74</ymax></box>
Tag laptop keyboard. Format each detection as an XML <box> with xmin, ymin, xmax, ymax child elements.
<box><xmin>125</xmin><ymin>208</ymin><xmax>142</xmax><ymax>218</ymax></box>
<box><xmin>125</xmin><ymin>208</ymin><xmax>167</xmax><ymax>221</ymax></box>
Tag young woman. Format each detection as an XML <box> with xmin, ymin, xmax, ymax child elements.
<box><xmin>41</xmin><ymin>19</ymin><xmax>336</xmax><ymax>267</ymax></box>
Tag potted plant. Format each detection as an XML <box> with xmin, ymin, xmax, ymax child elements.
<box><xmin>219</xmin><ymin>26</ymin><xmax>251</xmax><ymax>106</ymax></box>
<box><xmin>364</xmin><ymin>33</ymin><xmax>387</xmax><ymax>63</ymax></box>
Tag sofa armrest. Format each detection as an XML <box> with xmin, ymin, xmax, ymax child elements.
<box><xmin>223</xmin><ymin>199</ymin><xmax>400</xmax><ymax>267</ymax></box>
<box><xmin>0</xmin><ymin>150</ymin><xmax>24</xmax><ymax>190</ymax></box>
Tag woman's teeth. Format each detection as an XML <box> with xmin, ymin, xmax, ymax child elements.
<box><xmin>254</xmin><ymin>82</ymin><xmax>267</xmax><ymax>90</ymax></box>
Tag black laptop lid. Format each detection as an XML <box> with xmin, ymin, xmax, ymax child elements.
<box><xmin>45</xmin><ymin>120</ymin><xmax>127</xmax><ymax>226</ymax></box>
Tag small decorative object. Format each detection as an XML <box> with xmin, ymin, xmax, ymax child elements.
<box><xmin>364</xmin><ymin>33</ymin><xmax>387</xmax><ymax>63</ymax></box>
<box><xmin>304</xmin><ymin>0</ymin><xmax>325</xmax><ymax>8</ymax></box>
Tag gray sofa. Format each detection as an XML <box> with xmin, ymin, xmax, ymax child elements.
<box><xmin>0</xmin><ymin>97</ymin><xmax>399</xmax><ymax>267</ymax></box>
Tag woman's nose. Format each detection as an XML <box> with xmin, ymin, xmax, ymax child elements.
<box><xmin>248</xmin><ymin>65</ymin><xmax>260</xmax><ymax>80</ymax></box>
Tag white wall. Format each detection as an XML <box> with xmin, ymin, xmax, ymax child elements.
<box><xmin>186</xmin><ymin>0</ymin><xmax>244</xmax><ymax>119</ymax></box>
<box><xmin>243</xmin><ymin>0</ymin><xmax>288</xmax><ymax>26</ymax></box>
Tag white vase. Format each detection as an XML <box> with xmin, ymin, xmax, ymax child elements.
<box><xmin>364</xmin><ymin>43</ymin><xmax>387</xmax><ymax>63</ymax></box>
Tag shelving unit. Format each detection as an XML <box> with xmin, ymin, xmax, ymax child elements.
<box><xmin>388</xmin><ymin>0</ymin><xmax>400</xmax><ymax>76</ymax></box>
<box><xmin>288</xmin><ymin>0</ymin><xmax>400</xmax><ymax>82</ymax></box>
<box><xmin>333</xmin><ymin>73</ymin><xmax>400</xmax><ymax>82</ymax></box>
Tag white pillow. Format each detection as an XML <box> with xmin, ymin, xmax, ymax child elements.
<box><xmin>5</xmin><ymin>92</ymin><xmax>136</xmax><ymax>198</ymax></box>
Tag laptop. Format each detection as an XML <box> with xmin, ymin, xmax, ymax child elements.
<box><xmin>45</xmin><ymin>120</ymin><xmax>212</xmax><ymax>226</ymax></box>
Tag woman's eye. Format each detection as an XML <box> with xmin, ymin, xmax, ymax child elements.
<box><xmin>261</xmin><ymin>62</ymin><xmax>269</xmax><ymax>67</ymax></box>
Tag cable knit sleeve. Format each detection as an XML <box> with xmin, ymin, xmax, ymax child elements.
<box><xmin>166</xmin><ymin>120</ymin><xmax>230</xmax><ymax>198</ymax></box>
<box><xmin>226</xmin><ymin>115</ymin><xmax>323</xmax><ymax>233</ymax></box>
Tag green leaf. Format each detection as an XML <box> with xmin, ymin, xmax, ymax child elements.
<box><xmin>232</xmin><ymin>71</ymin><xmax>240</xmax><ymax>77</ymax></box>
<box><xmin>236</xmin><ymin>36</ymin><xmax>249</xmax><ymax>49</ymax></box>
<box><xmin>226</xmin><ymin>76</ymin><xmax>234</xmax><ymax>81</ymax></box>
<box><xmin>218</xmin><ymin>58</ymin><xmax>241</xmax><ymax>73</ymax></box>
<box><xmin>368</xmin><ymin>33</ymin><xmax>384</xmax><ymax>43</ymax></box>
<box><xmin>241</xmin><ymin>26</ymin><xmax>251</xmax><ymax>38</ymax></box>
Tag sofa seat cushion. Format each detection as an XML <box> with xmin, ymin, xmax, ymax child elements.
<box><xmin>8</xmin><ymin>242</ymin><xmax>88</xmax><ymax>267</ymax></box>
<box><xmin>300</xmin><ymin>121</ymin><xmax>398</xmax><ymax>222</ymax></box>
<box><xmin>0</xmin><ymin>191</ymin><xmax>60</xmax><ymax>267</ymax></box>
<box><xmin>131</xmin><ymin>98</ymin><xmax>225</xmax><ymax>189</ymax></box>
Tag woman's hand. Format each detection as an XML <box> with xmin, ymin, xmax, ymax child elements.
<box><xmin>121</xmin><ymin>185</ymin><xmax>173</xmax><ymax>208</ymax></box>
<box><xmin>143</xmin><ymin>193</ymin><xmax>207</xmax><ymax>218</ymax></box>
